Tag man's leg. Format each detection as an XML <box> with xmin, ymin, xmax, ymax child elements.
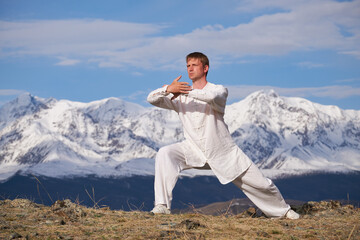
<box><xmin>232</xmin><ymin>163</ymin><xmax>291</xmax><ymax>218</ymax></box>
<box><xmin>153</xmin><ymin>142</ymin><xmax>190</xmax><ymax>211</ymax></box>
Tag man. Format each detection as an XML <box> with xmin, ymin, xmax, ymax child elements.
<box><xmin>147</xmin><ymin>52</ymin><xmax>299</xmax><ymax>219</ymax></box>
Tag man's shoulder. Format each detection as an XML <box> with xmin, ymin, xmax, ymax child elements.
<box><xmin>207</xmin><ymin>82</ymin><xmax>226</xmax><ymax>88</ymax></box>
<box><xmin>206</xmin><ymin>82</ymin><xmax>228</xmax><ymax>92</ymax></box>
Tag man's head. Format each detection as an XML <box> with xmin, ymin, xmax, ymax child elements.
<box><xmin>186</xmin><ymin>52</ymin><xmax>209</xmax><ymax>77</ymax></box>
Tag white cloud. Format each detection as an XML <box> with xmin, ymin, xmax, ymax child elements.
<box><xmin>0</xmin><ymin>0</ymin><xmax>359</xmax><ymax>69</ymax></box>
<box><xmin>0</xmin><ymin>19</ymin><xmax>163</xmax><ymax>56</ymax></box>
<box><xmin>122</xmin><ymin>90</ymin><xmax>147</xmax><ymax>101</ymax></box>
<box><xmin>55</xmin><ymin>57</ymin><xmax>81</xmax><ymax>66</ymax></box>
<box><xmin>341</xmin><ymin>50</ymin><xmax>360</xmax><ymax>58</ymax></box>
<box><xmin>226</xmin><ymin>85</ymin><xmax>360</xmax><ymax>101</ymax></box>
<box><xmin>131</xmin><ymin>72</ymin><xmax>144</xmax><ymax>76</ymax></box>
<box><xmin>335</xmin><ymin>78</ymin><xmax>360</xmax><ymax>83</ymax></box>
<box><xmin>0</xmin><ymin>89</ymin><xmax>26</xmax><ymax>96</ymax></box>
<box><xmin>296</xmin><ymin>61</ymin><xmax>325</xmax><ymax>68</ymax></box>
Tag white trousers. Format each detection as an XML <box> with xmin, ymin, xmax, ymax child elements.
<box><xmin>154</xmin><ymin>143</ymin><xmax>291</xmax><ymax>217</ymax></box>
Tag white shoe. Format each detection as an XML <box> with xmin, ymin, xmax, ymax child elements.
<box><xmin>285</xmin><ymin>209</ymin><xmax>300</xmax><ymax>219</ymax></box>
<box><xmin>151</xmin><ymin>204</ymin><xmax>171</xmax><ymax>214</ymax></box>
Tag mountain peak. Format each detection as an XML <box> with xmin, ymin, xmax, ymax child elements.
<box><xmin>247</xmin><ymin>89</ymin><xmax>279</xmax><ymax>99</ymax></box>
<box><xmin>0</xmin><ymin>93</ymin><xmax>50</xmax><ymax>128</ymax></box>
<box><xmin>15</xmin><ymin>92</ymin><xmax>33</xmax><ymax>105</ymax></box>
<box><xmin>7</xmin><ymin>92</ymin><xmax>49</xmax><ymax>109</ymax></box>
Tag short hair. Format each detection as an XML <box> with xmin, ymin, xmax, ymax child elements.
<box><xmin>186</xmin><ymin>52</ymin><xmax>209</xmax><ymax>76</ymax></box>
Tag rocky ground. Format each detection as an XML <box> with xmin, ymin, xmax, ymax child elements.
<box><xmin>0</xmin><ymin>198</ymin><xmax>359</xmax><ymax>239</ymax></box>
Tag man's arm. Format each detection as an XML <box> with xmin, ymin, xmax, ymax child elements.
<box><xmin>147</xmin><ymin>85</ymin><xmax>174</xmax><ymax>110</ymax></box>
<box><xmin>188</xmin><ymin>84</ymin><xmax>228</xmax><ymax>113</ymax></box>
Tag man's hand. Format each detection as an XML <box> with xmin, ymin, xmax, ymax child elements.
<box><xmin>166</xmin><ymin>75</ymin><xmax>192</xmax><ymax>100</ymax></box>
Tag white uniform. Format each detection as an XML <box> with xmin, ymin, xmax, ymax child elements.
<box><xmin>147</xmin><ymin>82</ymin><xmax>290</xmax><ymax>217</ymax></box>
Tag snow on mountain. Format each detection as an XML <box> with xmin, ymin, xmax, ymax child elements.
<box><xmin>0</xmin><ymin>93</ymin><xmax>178</xmax><ymax>180</ymax></box>
<box><xmin>225</xmin><ymin>90</ymin><xmax>360</xmax><ymax>178</ymax></box>
<box><xmin>0</xmin><ymin>90</ymin><xmax>359</xmax><ymax>181</ymax></box>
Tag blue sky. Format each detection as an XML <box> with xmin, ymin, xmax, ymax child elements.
<box><xmin>0</xmin><ymin>0</ymin><xmax>359</xmax><ymax>109</ymax></box>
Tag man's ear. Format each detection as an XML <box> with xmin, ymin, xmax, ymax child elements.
<box><xmin>204</xmin><ymin>65</ymin><xmax>209</xmax><ymax>73</ymax></box>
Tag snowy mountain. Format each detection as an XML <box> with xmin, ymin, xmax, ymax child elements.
<box><xmin>0</xmin><ymin>91</ymin><xmax>359</xmax><ymax>181</ymax></box>
<box><xmin>225</xmin><ymin>90</ymin><xmax>360</xmax><ymax>177</ymax></box>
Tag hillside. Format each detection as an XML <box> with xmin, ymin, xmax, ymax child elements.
<box><xmin>0</xmin><ymin>198</ymin><xmax>358</xmax><ymax>239</ymax></box>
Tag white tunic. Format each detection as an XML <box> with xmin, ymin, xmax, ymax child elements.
<box><xmin>147</xmin><ymin>82</ymin><xmax>253</xmax><ymax>184</ymax></box>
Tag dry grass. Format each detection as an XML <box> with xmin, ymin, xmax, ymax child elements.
<box><xmin>0</xmin><ymin>199</ymin><xmax>359</xmax><ymax>239</ymax></box>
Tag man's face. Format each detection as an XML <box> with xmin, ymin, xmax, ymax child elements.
<box><xmin>187</xmin><ymin>58</ymin><xmax>208</xmax><ymax>82</ymax></box>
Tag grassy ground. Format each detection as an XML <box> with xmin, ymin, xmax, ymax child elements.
<box><xmin>0</xmin><ymin>198</ymin><xmax>359</xmax><ymax>239</ymax></box>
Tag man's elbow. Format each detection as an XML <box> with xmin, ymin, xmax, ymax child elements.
<box><xmin>146</xmin><ymin>95</ymin><xmax>152</xmax><ymax>104</ymax></box>
<box><xmin>147</xmin><ymin>95</ymin><xmax>162</xmax><ymax>107</ymax></box>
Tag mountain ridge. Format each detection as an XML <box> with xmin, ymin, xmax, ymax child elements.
<box><xmin>0</xmin><ymin>90</ymin><xmax>359</xmax><ymax>181</ymax></box>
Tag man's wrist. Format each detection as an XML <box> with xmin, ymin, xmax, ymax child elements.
<box><xmin>162</xmin><ymin>85</ymin><xmax>169</xmax><ymax>92</ymax></box>
<box><xmin>162</xmin><ymin>85</ymin><xmax>171</xmax><ymax>96</ymax></box>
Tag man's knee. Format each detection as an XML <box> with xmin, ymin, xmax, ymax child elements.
<box><xmin>257</xmin><ymin>178</ymin><xmax>277</xmax><ymax>192</ymax></box>
<box><xmin>157</xmin><ymin>146</ymin><xmax>173</xmax><ymax>159</ymax></box>
<box><xmin>155</xmin><ymin>145</ymin><xmax>180</xmax><ymax>166</ymax></box>
<box><xmin>236</xmin><ymin>176</ymin><xmax>275</xmax><ymax>191</ymax></box>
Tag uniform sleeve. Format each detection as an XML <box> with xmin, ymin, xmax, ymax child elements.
<box><xmin>187</xmin><ymin>84</ymin><xmax>228</xmax><ymax>113</ymax></box>
<box><xmin>147</xmin><ymin>85</ymin><xmax>178</xmax><ymax>111</ymax></box>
